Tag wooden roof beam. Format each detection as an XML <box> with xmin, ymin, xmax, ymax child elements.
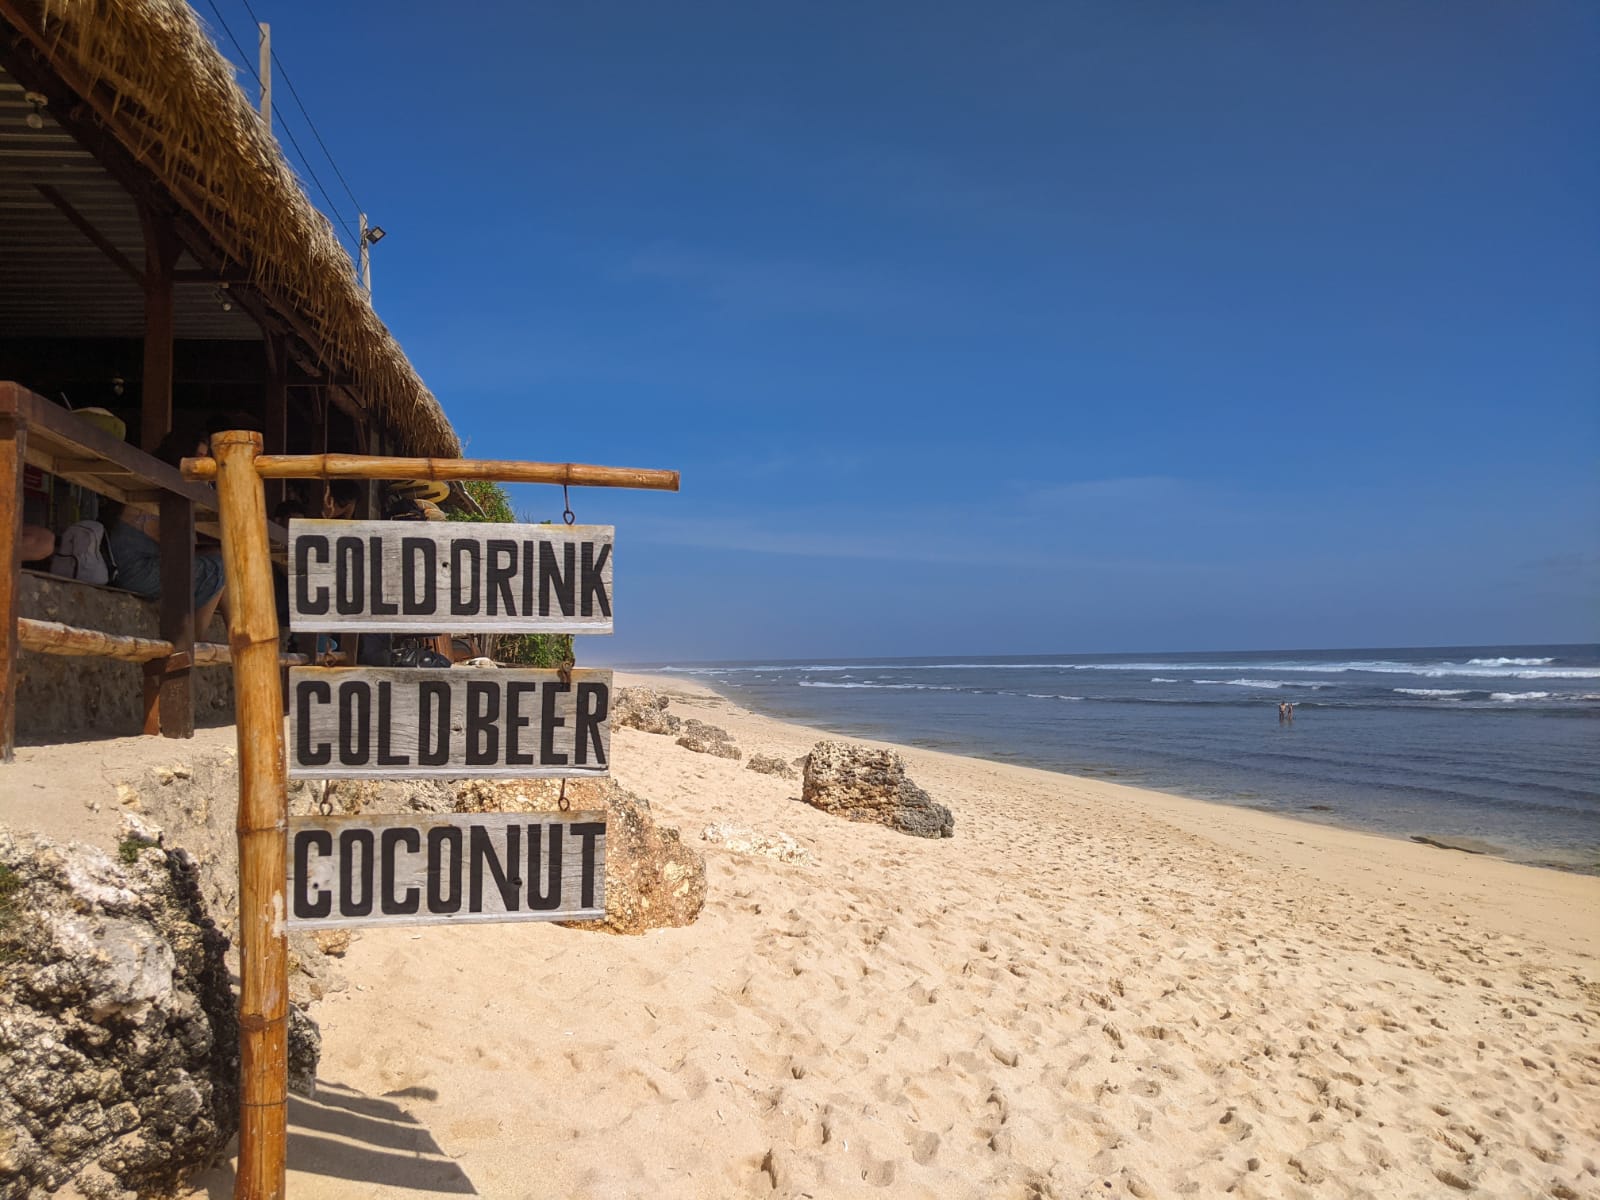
<box><xmin>36</xmin><ymin>183</ymin><xmax>143</xmax><ymax>286</ymax></box>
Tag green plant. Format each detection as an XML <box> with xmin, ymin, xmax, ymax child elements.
<box><xmin>118</xmin><ymin>838</ymin><xmax>145</xmax><ymax>865</ymax></box>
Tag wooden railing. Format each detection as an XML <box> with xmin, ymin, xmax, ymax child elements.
<box><xmin>0</xmin><ymin>382</ymin><xmax>282</xmax><ymax>758</ymax></box>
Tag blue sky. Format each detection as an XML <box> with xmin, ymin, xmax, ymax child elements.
<box><xmin>214</xmin><ymin>1</ymin><xmax>1597</xmax><ymax>661</ymax></box>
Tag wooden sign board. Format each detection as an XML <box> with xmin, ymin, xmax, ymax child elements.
<box><xmin>289</xmin><ymin>667</ymin><xmax>612</xmax><ymax>779</ymax></box>
<box><xmin>288</xmin><ymin>811</ymin><xmax>606</xmax><ymax>929</ymax></box>
<box><xmin>287</xmin><ymin>519</ymin><xmax>614</xmax><ymax>633</ymax></box>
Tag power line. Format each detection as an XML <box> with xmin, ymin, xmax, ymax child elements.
<box><xmin>200</xmin><ymin>0</ymin><xmax>361</xmax><ymax>252</ymax></box>
<box><xmin>234</xmin><ymin>0</ymin><xmax>366</xmax><ymax>215</ymax></box>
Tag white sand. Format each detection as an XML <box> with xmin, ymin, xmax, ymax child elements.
<box><xmin>8</xmin><ymin>674</ymin><xmax>1599</xmax><ymax>1197</ymax></box>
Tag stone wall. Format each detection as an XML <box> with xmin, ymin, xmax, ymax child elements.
<box><xmin>15</xmin><ymin>571</ymin><xmax>234</xmax><ymax>742</ymax></box>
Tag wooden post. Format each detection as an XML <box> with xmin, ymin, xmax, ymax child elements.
<box><xmin>157</xmin><ymin>491</ymin><xmax>195</xmax><ymax>738</ymax></box>
<box><xmin>139</xmin><ymin>208</ymin><xmax>180</xmax><ymax>453</ymax></box>
<box><xmin>213</xmin><ymin>431</ymin><xmax>288</xmax><ymax>1200</ymax></box>
<box><xmin>262</xmin><ymin>335</ymin><xmax>288</xmax><ymax>513</ymax></box>
<box><xmin>0</xmin><ymin>392</ymin><xmax>25</xmax><ymax>761</ymax></box>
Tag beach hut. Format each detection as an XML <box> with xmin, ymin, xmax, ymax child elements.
<box><xmin>0</xmin><ymin>0</ymin><xmax>461</xmax><ymax>755</ymax></box>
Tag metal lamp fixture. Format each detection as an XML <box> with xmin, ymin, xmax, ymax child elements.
<box><xmin>24</xmin><ymin>92</ymin><xmax>46</xmax><ymax>130</ymax></box>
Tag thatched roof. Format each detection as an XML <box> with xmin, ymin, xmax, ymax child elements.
<box><xmin>11</xmin><ymin>0</ymin><xmax>460</xmax><ymax>456</ymax></box>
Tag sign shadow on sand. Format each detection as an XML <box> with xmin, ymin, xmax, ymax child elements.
<box><xmin>197</xmin><ymin>1079</ymin><xmax>476</xmax><ymax>1195</ymax></box>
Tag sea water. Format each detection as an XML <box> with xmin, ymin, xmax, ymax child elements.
<box><xmin>643</xmin><ymin>645</ymin><xmax>1600</xmax><ymax>873</ymax></box>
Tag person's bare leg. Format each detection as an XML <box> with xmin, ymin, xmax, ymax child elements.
<box><xmin>19</xmin><ymin>525</ymin><xmax>54</xmax><ymax>561</ymax></box>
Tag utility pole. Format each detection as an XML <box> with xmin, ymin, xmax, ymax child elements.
<box><xmin>359</xmin><ymin>213</ymin><xmax>371</xmax><ymax>295</ymax></box>
<box><xmin>257</xmin><ymin>23</ymin><xmax>271</xmax><ymax>132</ymax></box>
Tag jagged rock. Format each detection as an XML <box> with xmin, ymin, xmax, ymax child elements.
<box><xmin>612</xmin><ymin>687</ymin><xmax>683</xmax><ymax>736</ymax></box>
<box><xmin>676</xmin><ymin>719</ymin><xmax>741</xmax><ymax>760</ymax></box>
<box><xmin>446</xmin><ymin>779</ymin><xmax>706</xmax><ymax>935</ymax></box>
<box><xmin>801</xmin><ymin>740</ymin><xmax>955</xmax><ymax>839</ymax></box>
<box><xmin>0</xmin><ymin>830</ymin><xmax>240</xmax><ymax>1198</ymax></box>
<box><xmin>313</xmin><ymin>929</ymin><xmax>353</xmax><ymax>958</ymax></box>
<box><xmin>288</xmin><ymin>1007</ymin><xmax>322</xmax><ymax>1100</ymax></box>
<box><xmin>745</xmin><ymin>754</ymin><xmax>797</xmax><ymax>779</ymax></box>
<box><xmin>700</xmin><ymin>823</ymin><xmax>814</xmax><ymax>865</ymax></box>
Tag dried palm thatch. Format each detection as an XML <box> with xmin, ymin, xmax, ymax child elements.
<box><xmin>14</xmin><ymin>0</ymin><xmax>460</xmax><ymax>456</ymax></box>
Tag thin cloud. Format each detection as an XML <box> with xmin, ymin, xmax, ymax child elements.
<box><xmin>624</xmin><ymin>243</ymin><xmax>936</xmax><ymax>322</ymax></box>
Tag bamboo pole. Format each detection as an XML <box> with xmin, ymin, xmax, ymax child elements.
<box><xmin>212</xmin><ymin>431</ymin><xmax>288</xmax><ymax>1200</ymax></box>
<box><xmin>16</xmin><ymin>618</ymin><xmax>310</xmax><ymax>667</ymax></box>
<box><xmin>181</xmin><ymin>452</ymin><xmax>679</xmax><ymax>492</ymax></box>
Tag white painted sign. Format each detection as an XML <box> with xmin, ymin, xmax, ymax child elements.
<box><xmin>288</xmin><ymin>811</ymin><xmax>606</xmax><ymax>928</ymax></box>
<box><xmin>288</xmin><ymin>667</ymin><xmax>612</xmax><ymax>779</ymax></box>
<box><xmin>287</xmin><ymin>519</ymin><xmax>614</xmax><ymax>633</ymax></box>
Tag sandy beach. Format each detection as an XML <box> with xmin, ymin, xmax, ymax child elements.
<box><xmin>8</xmin><ymin>671</ymin><xmax>1598</xmax><ymax>1198</ymax></box>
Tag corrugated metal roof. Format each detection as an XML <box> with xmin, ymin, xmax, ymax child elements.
<box><xmin>0</xmin><ymin>65</ymin><xmax>262</xmax><ymax>341</ymax></box>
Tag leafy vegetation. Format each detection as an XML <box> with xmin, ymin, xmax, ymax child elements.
<box><xmin>448</xmin><ymin>480</ymin><xmax>576</xmax><ymax>668</ymax></box>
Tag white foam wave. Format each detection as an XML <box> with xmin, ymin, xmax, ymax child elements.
<box><xmin>1489</xmin><ymin>692</ymin><xmax>1552</xmax><ymax>702</ymax></box>
<box><xmin>1395</xmin><ymin>688</ymin><xmax>1471</xmax><ymax>698</ymax></box>
<box><xmin>1024</xmin><ymin>693</ymin><xmax>1084</xmax><ymax>701</ymax></box>
<box><xmin>1196</xmin><ymin>678</ymin><xmax>1337</xmax><ymax>690</ymax></box>
<box><xmin>1150</xmin><ymin>677</ymin><xmax>1179</xmax><ymax>683</ymax></box>
<box><xmin>659</xmin><ymin>656</ymin><xmax>1599</xmax><ymax>680</ymax></box>
<box><xmin>797</xmin><ymin>681</ymin><xmax>956</xmax><ymax>691</ymax></box>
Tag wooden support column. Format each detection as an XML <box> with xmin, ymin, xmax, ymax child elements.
<box><xmin>262</xmin><ymin>336</ymin><xmax>288</xmax><ymax>512</ymax></box>
<box><xmin>212</xmin><ymin>430</ymin><xmax>288</xmax><ymax>1200</ymax></box>
<box><xmin>156</xmin><ymin>491</ymin><xmax>196</xmax><ymax>738</ymax></box>
<box><xmin>139</xmin><ymin>207</ymin><xmax>180</xmax><ymax>453</ymax></box>
<box><xmin>0</xmin><ymin>388</ymin><xmax>26</xmax><ymax>761</ymax></box>
<box><xmin>309</xmin><ymin>389</ymin><xmax>329</xmax><ymax>517</ymax></box>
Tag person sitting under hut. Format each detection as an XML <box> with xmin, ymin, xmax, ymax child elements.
<box><xmin>104</xmin><ymin>427</ymin><xmax>228</xmax><ymax>632</ymax></box>
<box><xmin>322</xmin><ymin>479</ymin><xmax>361</xmax><ymax>520</ymax></box>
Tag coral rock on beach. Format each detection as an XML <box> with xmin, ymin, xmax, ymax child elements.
<box><xmin>0</xmin><ymin>829</ymin><xmax>239</xmax><ymax>1199</ymax></box>
<box><xmin>612</xmin><ymin>686</ymin><xmax>683</xmax><ymax>736</ymax></box>
<box><xmin>701</xmin><ymin>823</ymin><xmax>814</xmax><ymax>865</ymax></box>
<box><xmin>676</xmin><ymin>718</ymin><xmax>741</xmax><ymax>760</ymax></box>
<box><xmin>801</xmin><ymin>740</ymin><xmax>955</xmax><ymax>838</ymax></box>
<box><xmin>745</xmin><ymin>753</ymin><xmax>798</xmax><ymax>779</ymax></box>
<box><xmin>446</xmin><ymin>779</ymin><xmax>707</xmax><ymax>936</ymax></box>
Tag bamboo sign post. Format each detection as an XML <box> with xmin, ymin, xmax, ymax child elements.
<box><xmin>184</xmin><ymin>436</ymin><xmax>678</xmax><ymax>1200</ymax></box>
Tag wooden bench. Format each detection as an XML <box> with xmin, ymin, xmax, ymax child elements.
<box><xmin>1</xmin><ymin>381</ymin><xmax>282</xmax><ymax>759</ymax></box>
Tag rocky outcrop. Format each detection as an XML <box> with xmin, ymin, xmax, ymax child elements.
<box><xmin>801</xmin><ymin>740</ymin><xmax>955</xmax><ymax>839</ymax></box>
<box><xmin>0</xmin><ymin>830</ymin><xmax>239</xmax><ymax>1199</ymax></box>
<box><xmin>745</xmin><ymin>754</ymin><xmax>798</xmax><ymax>779</ymax></box>
<box><xmin>612</xmin><ymin>687</ymin><xmax>682</xmax><ymax>736</ymax></box>
<box><xmin>676</xmin><ymin>719</ymin><xmax>741</xmax><ymax>760</ymax></box>
<box><xmin>700</xmin><ymin>823</ymin><xmax>814</xmax><ymax>865</ymax></box>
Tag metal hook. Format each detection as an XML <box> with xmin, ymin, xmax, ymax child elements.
<box><xmin>558</xmin><ymin>778</ymin><xmax>571</xmax><ymax>812</ymax></box>
<box><xmin>562</xmin><ymin>484</ymin><xmax>576</xmax><ymax>525</ymax></box>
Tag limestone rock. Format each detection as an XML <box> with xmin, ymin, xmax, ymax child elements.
<box><xmin>801</xmin><ymin>740</ymin><xmax>955</xmax><ymax>839</ymax></box>
<box><xmin>0</xmin><ymin>830</ymin><xmax>240</xmax><ymax>1198</ymax></box>
<box><xmin>676</xmin><ymin>719</ymin><xmax>741</xmax><ymax>760</ymax></box>
<box><xmin>700</xmin><ymin>823</ymin><xmax>814</xmax><ymax>865</ymax></box>
<box><xmin>612</xmin><ymin>687</ymin><xmax>682</xmax><ymax>736</ymax></box>
<box><xmin>287</xmin><ymin>1006</ymin><xmax>322</xmax><ymax>1099</ymax></box>
<box><xmin>745</xmin><ymin>753</ymin><xmax>797</xmax><ymax>779</ymax></box>
<box><xmin>448</xmin><ymin>779</ymin><xmax>706</xmax><ymax>935</ymax></box>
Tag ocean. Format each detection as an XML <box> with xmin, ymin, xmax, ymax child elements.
<box><xmin>642</xmin><ymin>645</ymin><xmax>1600</xmax><ymax>873</ymax></box>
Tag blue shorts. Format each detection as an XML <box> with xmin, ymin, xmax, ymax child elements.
<box><xmin>107</xmin><ymin>521</ymin><xmax>225</xmax><ymax>607</ymax></box>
